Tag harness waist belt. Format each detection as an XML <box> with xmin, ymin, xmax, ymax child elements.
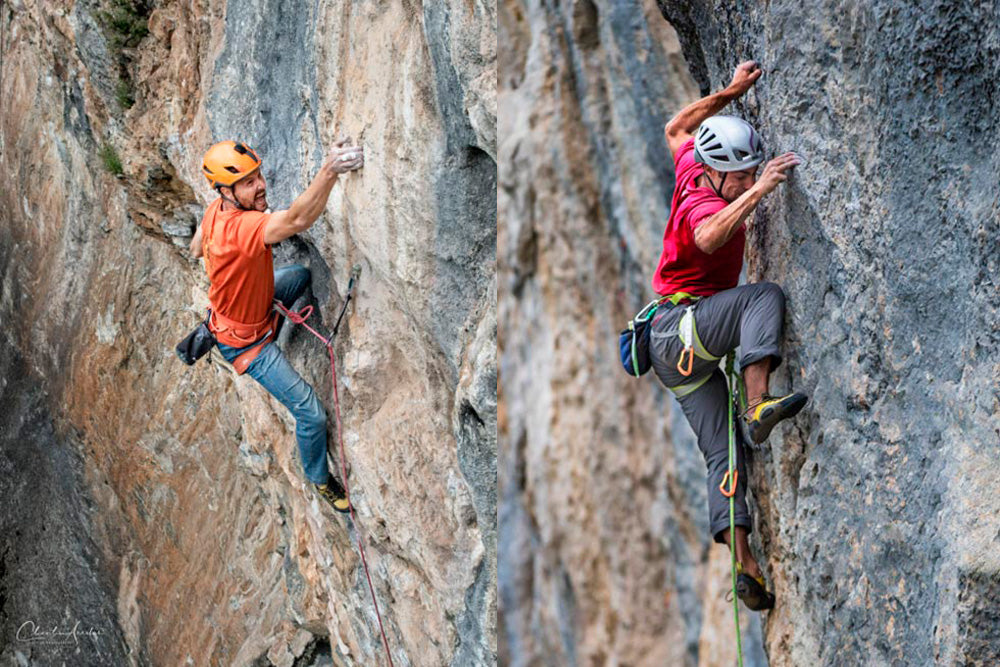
<box><xmin>209</xmin><ymin>308</ymin><xmax>275</xmax><ymax>344</ymax></box>
<box><xmin>208</xmin><ymin>305</ymin><xmax>280</xmax><ymax>375</ymax></box>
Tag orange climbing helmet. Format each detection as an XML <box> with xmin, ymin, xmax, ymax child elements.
<box><xmin>201</xmin><ymin>140</ymin><xmax>262</xmax><ymax>188</ymax></box>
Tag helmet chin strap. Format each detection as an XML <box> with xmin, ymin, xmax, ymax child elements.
<box><xmin>218</xmin><ymin>186</ymin><xmax>252</xmax><ymax>211</ymax></box>
<box><xmin>704</xmin><ymin>170</ymin><xmax>729</xmax><ymax>199</ymax></box>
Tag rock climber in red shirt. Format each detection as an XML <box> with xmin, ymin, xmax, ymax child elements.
<box><xmin>650</xmin><ymin>60</ymin><xmax>808</xmax><ymax>611</ymax></box>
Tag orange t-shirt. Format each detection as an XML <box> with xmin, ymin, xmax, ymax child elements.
<box><xmin>201</xmin><ymin>198</ymin><xmax>274</xmax><ymax>342</ymax></box>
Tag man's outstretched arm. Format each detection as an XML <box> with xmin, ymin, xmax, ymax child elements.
<box><xmin>263</xmin><ymin>138</ymin><xmax>364</xmax><ymax>245</ymax></box>
<box><xmin>664</xmin><ymin>61</ymin><xmax>762</xmax><ymax>158</ymax></box>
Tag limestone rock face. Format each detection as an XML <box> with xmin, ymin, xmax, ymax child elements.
<box><xmin>500</xmin><ymin>0</ymin><xmax>999</xmax><ymax>665</ymax></box>
<box><xmin>0</xmin><ymin>1</ymin><xmax>496</xmax><ymax>665</ymax></box>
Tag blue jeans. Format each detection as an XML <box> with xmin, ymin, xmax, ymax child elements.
<box><xmin>216</xmin><ymin>264</ymin><xmax>330</xmax><ymax>485</ymax></box>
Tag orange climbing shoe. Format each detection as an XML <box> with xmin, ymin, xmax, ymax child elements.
<box><xmin>735</xmin><ymin>562</ymin><xmax>775</xmax><ymax>611</ymax></box>
<box><xmin>314</xmin><ymin>477</ymin><xmax>350</xmax><ymax>513</ymax></box>
<box><xmin>743</xmin><ymin>392</ymin><xmax>808</xmax><ymax>444</ymax></box>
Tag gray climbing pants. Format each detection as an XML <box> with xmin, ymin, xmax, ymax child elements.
<box><xmin>649</xmin><ymin>282</ymin><xmax>786</xmax><ymax>544</ymax></box>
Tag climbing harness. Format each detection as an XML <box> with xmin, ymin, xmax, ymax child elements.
<box><xmin>675</xmin><ymin>302</ymin><xmax>718</xmax><ymax>378</ymax></box>
<box><xmin>615</xmin><ymin>293</ymin><xmax>721</xmax><ymax>409</ymax></box>
<box><xmin>272</xmin><ymin>266</ymin><xmax>395</xmax><ymax>667</ymax></box>
<box><xmin>210</xmin><ymin>307</ymin><xmax>281</xmax><ymax>374</ymax></box>
<box><xmin>618</xmin><ymin>291</ymin><xmax>700</xmax><ymax>377</ymax></box>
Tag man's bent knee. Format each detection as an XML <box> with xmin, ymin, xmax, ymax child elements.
<box><xmin>756</xmin><ymin>281</ymin><xmax>784</xmax><ymax>299</ymax></box>
<box><xmin>755</xmin><ymin>281</ymin><xmax>785</xmax><ymax>312</ymax></box>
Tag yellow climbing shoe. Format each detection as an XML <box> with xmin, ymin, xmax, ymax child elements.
<box><xmin>314</xmin><ymin>478</ymin><xmax>350</xmax><ymax>513</ymax></box>
<box><xmin>743</xmin><ymin>392</ymin><xmax>808</xmax><ymax>444</ymax></box>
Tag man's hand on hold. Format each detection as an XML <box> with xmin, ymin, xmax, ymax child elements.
<box><xmin>728</xmin><ymin>60</ymin><xmax>762</xmax><ymax>97</ymax></box>
<box><xmin>325</xmin><ymin>136</ymin><xmax>364</xmax><ymax>175</ymax></box>
<box><xmin>755</xmin><ymin>152</ymin><xmax>801</xmax><ymax>195</ymax></box>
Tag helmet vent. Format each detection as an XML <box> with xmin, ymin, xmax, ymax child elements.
<box><xmin>233</xmin><ymin>143</ymin><xmax>249</xmax><ymax>155</ymax></box>
<box><xmin>225</xmin><ymin>166</ymin><xmax>241</xmax><ymax>174</ymax></box>
<box><xmin>694</xmin><ymin>116</ymin><xmax>762</xmax><ymax>172</ymax></box>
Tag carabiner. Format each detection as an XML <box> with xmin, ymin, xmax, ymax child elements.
<box><xmin>677</xmin><ymin>346</ymin><xmax>695</xmax><ymax>376</ymax></box>
<box><xmin>719</xmin><ymin>470</ymin><xmax>738</xmax><ymax>498</ymax></box>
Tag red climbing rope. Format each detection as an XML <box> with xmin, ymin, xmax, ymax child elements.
<box><xmin>272</xmin><ymin>299</ymin><xmax>395</xmax><ymax>667</ymax></box>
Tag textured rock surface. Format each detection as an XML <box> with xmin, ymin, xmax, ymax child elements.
<box><xmin>0</xmin><ymin>338</ymin><xmax>132</xmax><ymax>664</ymax></box>
<box><xmin>0</xmin><ymin>1</ymin><xmax>495</xmax><ymax>665</ymax></box>
<box><xmin>501</xmin><ymin>0</ymin><xmax>999</xmax><ymax>665</ymax></box>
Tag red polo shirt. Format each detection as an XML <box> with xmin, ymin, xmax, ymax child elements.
<box><xmin>652</xmin><ymin>137</ymin><xmax>744</xmax><ymax>296</ymax></box>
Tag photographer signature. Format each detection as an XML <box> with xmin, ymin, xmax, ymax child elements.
<box><xmin>16</xmin><ymin>620</ymin><xmax>104</xmax><ymax>645</ymax></box>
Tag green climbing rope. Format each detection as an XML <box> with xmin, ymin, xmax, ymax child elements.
<box><xmin>725</xmin><ymin>352</ymin><xmax>744</xmax><ymax>667</ymax></box>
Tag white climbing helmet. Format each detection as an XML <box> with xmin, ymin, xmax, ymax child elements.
<box><xmin>693</xmin><ymin>116</ymin><xmax>764</xmax><ymax>172</ymax></box>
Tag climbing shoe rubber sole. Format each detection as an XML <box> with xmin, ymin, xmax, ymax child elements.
<box><xmin>745</xmin><ymin>392</ymin><xmax>808</xmax><ymax>444</ymax></box>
